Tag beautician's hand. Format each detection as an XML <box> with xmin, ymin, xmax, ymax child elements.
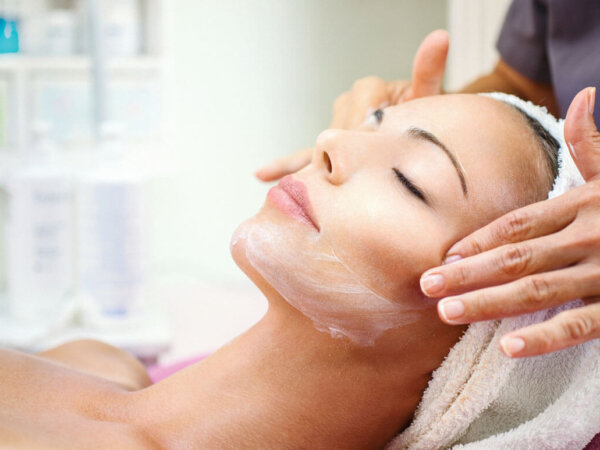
<box><xmin>255</xmin><ymin>29</ymin><xmax>449</xmax><ymax>181</ymax></box>
<box><xmin>420</xmin><ymin>87</ymin><xmax>600</xmax><ymax>358</ymax></box>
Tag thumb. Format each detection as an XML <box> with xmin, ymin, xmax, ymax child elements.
<box><xmin>564</xmin><ymin>87</ymin><xmax>600</xmax><ymax>182</ymax></box>
<box><xmin>403</xmin><ymin>29</ymin><xmax>449</xmax><ymax>101</ymax></box>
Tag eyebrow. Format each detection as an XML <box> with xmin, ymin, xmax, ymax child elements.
<box><xmin>404</xmin><ymin>126</ymin><xmax>468</xmax><ymax>197</ymax></box>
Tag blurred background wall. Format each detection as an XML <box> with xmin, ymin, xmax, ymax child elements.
<box><xmin>155</xmin><ymin>0</ymin><xmax>448</xmax><ymax>284</ymax></box>
<box><xmin>446</xmin><ymin>0</ymin><xmax>511</xmax><ymax>91</ymax></box>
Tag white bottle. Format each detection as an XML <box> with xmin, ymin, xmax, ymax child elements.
<box><xmin>103</xmin><ymin>0</ymin><xmax>141</xmax><ymax>56</ymax></box>
<box><xmin>77</xmin><ymin>123</ymin><xmax>148</xmax><ymax>324</ymax></box>
<box><xmin>4</xmin><ymin>122</ymin><xmax>74</xmax><ymax>322</ymax></box>
<box><xmin>44</xmin><ymin>8</ymin><xmax>78</xmax><ymax>56</ymax></box>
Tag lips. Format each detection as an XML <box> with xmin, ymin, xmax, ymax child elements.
<box><xmin>267</xmin><ymin>175</ymin><xmax>319</xmax><ymax>231</ymax></box>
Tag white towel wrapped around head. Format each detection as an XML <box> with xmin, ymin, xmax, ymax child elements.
<box><xmin>485</xmin><ymin>92</ymin><xmax>585</xmax><ymax>199</ymax></box>
<box><xmin>386</xmin><ymin>93</ymin><xmax>600</xmax><ymax>450</ymax></box>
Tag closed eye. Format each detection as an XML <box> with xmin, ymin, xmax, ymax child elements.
<box><xmin>393</xmin><ymin>168</ymin><xmax>427</xmax><ymax>204</ymax></box>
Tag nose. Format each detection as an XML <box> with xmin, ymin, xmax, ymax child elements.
<box><xmin>313</xmin><ymin>129</ymin><xmax>366</xmax><ymax>185</ymax></box>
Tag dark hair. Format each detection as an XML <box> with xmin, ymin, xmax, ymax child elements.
<box><xmin>508</xmin><ymin>104</ymin><xmax>560</xmax><ymax>188</ymax></box>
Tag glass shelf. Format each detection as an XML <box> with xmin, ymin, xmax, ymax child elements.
<box><xmin>0</xmin><ymin>55</ymin><xmax>163</xmax><ymax>72</ymax></box>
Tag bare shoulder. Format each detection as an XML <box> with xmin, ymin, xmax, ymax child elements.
<box><xmin>0</xmin><ymin>348</ymin><xmax>159</xmax><ymax>449</ymax></box>
<box><xmin>37</xmin><ymin>339</ymin><xmax>152</xmax><ymax>391</ymax></box>
<box><xmin>0</xmin><ymin>412</ymin><xmax>160</xmax><ymax>449</ymax></box>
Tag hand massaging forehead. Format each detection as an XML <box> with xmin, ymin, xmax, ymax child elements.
<box><xmin>390</xmin><ymin>95</ymin><xmax>588</xmax><ymax>450</ymax></box>
<box><xmin>232</xmin><ymin>93</ymin><xmax>564</xmax><ymax>346</ymax></box>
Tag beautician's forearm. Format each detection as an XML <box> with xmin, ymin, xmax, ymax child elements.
<box><xmin>458</xmin><ymin>59</ymin><xmax>559</xmax><ymax>117</ymax></box>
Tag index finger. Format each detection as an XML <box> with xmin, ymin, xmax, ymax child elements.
<box><xmin>445</xmin><ymin>190</ymin><xmax>578</xmax><ymax>261</ymax></box>
<box><xmin>341</xmin><ymin>77</ymin><xmax>389</xmax><ymax>130</ymax></box>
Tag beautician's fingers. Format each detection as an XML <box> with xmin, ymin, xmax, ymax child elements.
<box><xmin>437</xmin><ymin>87</ymin><xmax>598</xmax><ymax>259</ymax></box>
<box><xmin>255</xmin><ymin>147</ymin><xmax>314</xmax><ymax>181</ymax></box>
<box><xmin>256</xmin><ymin>30</ymin><xmax>450</xmax><ymax>182</ymax></box>
<box><xmin>435</xmin><ymin>265</ymin><xmax>600</xmax><ymax>325</ymax></box>
<box><xmin>421</xmin><ymin>87</ymin><xmax>600</xmax><ymax>358</ymax></box>
<box><xmin>564</xmin><ymin>87</ymin><xmax>600</xmax><ymax>182</ymax></box>
<box><xmin>421</xmin><ymin>231</ymin><xmax>582</xmax><ymax>298</ymax></box>
<box><xmin>256</xmin><ymin>77</ymin><xmax>389</xmax><ymax>181</ymax></box>
<box><xmin>401</xmin><ymin>29</ymin><xmax>448</xmax><ymax>100</ymax></box>
<box><xmin>331</xmin><ymin>76</ymin><xmax>391</xmax><ymax>130</ymax></box>
<box><xmin>332</xmin><ymin>30</ymin><xmax>449</xmax><ymax>129</ymax></box>
<box><xmin>498</xmin><ymin>299</ymin><xmax>600</xmax><ymax>358</ymax></box>
<box><xmin>441</xmin><ymin>191</ymin><xmax>579</xmax><ymax>262</ymax></box>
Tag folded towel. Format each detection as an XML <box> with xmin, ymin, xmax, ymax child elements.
<box><xmin>387</xmin><ymin>94</ymin><xmax>600</xmax><ymax>449</ymax></box>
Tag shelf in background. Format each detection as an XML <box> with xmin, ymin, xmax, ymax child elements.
<box><xmin>0</xmin><ymin>55</ymin><xmax>164</xmax><ymax>72</ymax></box>
<box><xmin>0</xmin><ymin>293</ymin><xmax>171</xmax><ymax>365</ymax></box>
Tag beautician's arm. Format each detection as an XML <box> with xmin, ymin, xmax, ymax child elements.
<box><xmin>255</xmin><ymin>29</ymin><xmax>558</xmax><ymax>180</ymax></box>
<box><xmin>255</xmin><ymin>29</ymin><xmax>449</xmax><ymax>181</ymax></box>
<box><xmin>459</xmin><ymin>59</ymin><xmax>559</xmax><ymax>116</ymax></box>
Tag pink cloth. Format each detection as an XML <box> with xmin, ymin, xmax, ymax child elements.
<box><xmin>147</xmin><ymin>354</ymin><xmax>209</xmax><ymax>383</ymax></box>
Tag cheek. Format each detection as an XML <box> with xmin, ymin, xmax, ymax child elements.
<box><xmin>232</xmin><ymin>204</ymin><xmax>430</xmax><ymax>346</ymax></box>
<box><xmin>316</xmin><ymin>176</ymin><xmax>443</xmax><ymax>306</ymax></box>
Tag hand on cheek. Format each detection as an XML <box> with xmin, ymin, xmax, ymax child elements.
<box><xmin>419</xmin><ymin>88</ymin><xmax>600</xmax><ymax>358</ymax></box>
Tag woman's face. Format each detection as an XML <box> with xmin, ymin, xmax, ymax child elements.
<box><xmin>232</xmin><ymin>94</ymin><xmax>546</xmax><ymax>345</ymax></box>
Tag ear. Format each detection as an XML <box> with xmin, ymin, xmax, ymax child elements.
<box><xmin>404</xmin><ymin>29</ymin><xmax>449</xmax><ymax>100</ymax></box>
<box><xmin>564</xmin><ymin>87</ymin><xmax>600</xmax><ymax>182</ymax></box>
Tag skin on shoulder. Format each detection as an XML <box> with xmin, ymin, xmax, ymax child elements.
<box><xmin>0</xmin><ymin>345</ymin><xmax>158</xmax><ymax>449</ymax></box>
<box><xmin>36</xmin><ymin>339</ymin><xmax>152</xmax><ymax>391</ymax></box>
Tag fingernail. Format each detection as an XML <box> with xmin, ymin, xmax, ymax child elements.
<box><xmin>443</xmin><ymin>254</ymin><xmax>462</xmax><ymax>265</ymax></box>
<box><xmin>420</xmin><ymin>273</ymin><xmax>445</xmax><ymax>294</ymax></box>
<box><xmin>589</xmin><ymin>87</ymin><xmax>596</xmax><ymax>116</ymax></box>
<box><xmin>500</xmin><ymin>336</ymin><xmax>525</xmax><ymax>356</ymax></box>
<box><xmin>568</xmin><ymin>142</ymin><xmax>577</xmax><ymax>160</ymax></box>
<box><xmin>446</xmin><ymin>244</ymin><xmax>459</xmax><ymax>257</ymax></box>
<box><xmin>438</xmin><ymin>299</ymin><xmax>464</xmax><ymax>321</ymax></box>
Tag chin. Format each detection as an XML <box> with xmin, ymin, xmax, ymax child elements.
<box><xmin>230</xmin><ymin>218</ymin><xmax>254</xmax><ymax>274</ymax></box>
<box><xmin>230</xmin><ymin>215</ymin><xmax>276</xmax><ymax>298</ymax></box>
<box><xmin>230</xmin><ymin>201</ymin><xmax>323</xmax><ymax>304</ymax></box>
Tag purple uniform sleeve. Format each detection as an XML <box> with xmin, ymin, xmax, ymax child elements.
<box><xmin>497</xmin><ymin>0</ymin><xmax>551</xmax><ymax>83</ymax></box>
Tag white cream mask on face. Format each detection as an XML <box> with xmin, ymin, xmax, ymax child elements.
<box><xmin>231</xmin><ymin>217</ymin><xmax>429</xmax><ymax>346</ymax></box>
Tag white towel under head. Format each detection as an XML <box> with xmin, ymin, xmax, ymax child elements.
<box><xmin>386</xmin><ymin>93</ymin><xmax>599</xmax><ymax>449</ymax></box>
<box><xmin>484</xmin><ymin>92</ymin><xmax>585</xmax><ymax>199</ymax></box>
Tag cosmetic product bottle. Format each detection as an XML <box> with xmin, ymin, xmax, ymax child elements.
<box><xmin>20</xmin><ymin>0</ymin><xmax>80</xmax><ymax>55</ymax></box>
<box><xmin>45</xmin><ymin>8</ymin><xmax>77</xmax><ymax>55</ymax></box>
<box><xmin>0</xmin><ymin>0</ymin><xmax>20</xmax><ymax>54</ymax></box>
<box><xmin>103</xmin><ymin>0</ymin><xmax>141</xmax><ymax>56</ymax></box>
<box><xmin>4</xmin><ymin>122</ymin><xmax>74</xmax><ymax>322</ymax></box>
<box><xmin>76</xmin><ymin>122</ymin><xmax>148</xmax><ymax>324</ymax></box>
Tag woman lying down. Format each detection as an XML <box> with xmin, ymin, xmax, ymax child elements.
<box><xmin>1</xmin><ymin>92</ymin><xmax>599</xmax><ymax>449</ymax></box>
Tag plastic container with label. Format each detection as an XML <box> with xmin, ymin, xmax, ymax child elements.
<box><xmin>3</xmin><ymin>123</ymin><xmax>74</xmax><ymax>322</ymax></box>
<box><xmin>76</xmin><ymin>122</ymin><xmax>149</xmax><ymax>324</ymax></box>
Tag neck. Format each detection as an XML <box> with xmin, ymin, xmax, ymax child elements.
<box><xmin>133</xmin><ymin>298</ymin><xmax>449</xmax><ymax>449</ymax></box>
